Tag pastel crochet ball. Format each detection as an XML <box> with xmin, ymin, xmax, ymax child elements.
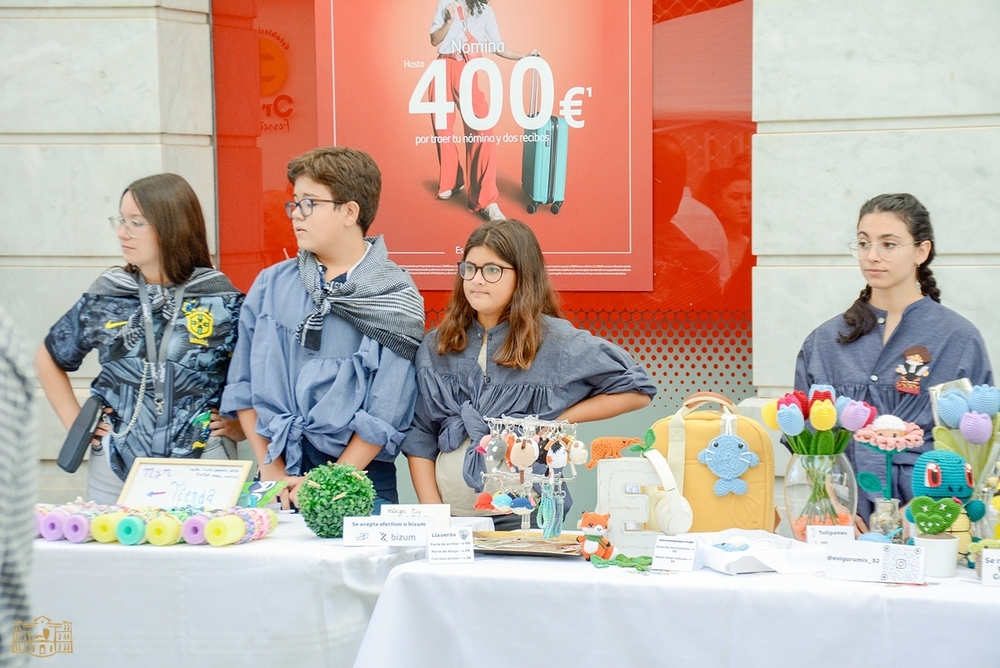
<box><xmin>959</xmin><ymin>411</ymin><xmax>993</xmax><ymax>445</ymax></box>
<box><xmin>967</xmin><ymin>385</ymin><xmax>1000</xmax><ymax>417</ymax></box>
<box><xmin>936</xmin><ymin>389</ymin><xmax>969</xmax><ymax>429</ymax></box>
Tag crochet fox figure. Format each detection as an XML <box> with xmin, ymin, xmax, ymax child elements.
<box><xmin>577</xmin><ymin>512</ymin><xmax>620</xmax><ymax>561</ymax></box>
<box><xmin>585</xmin><ymin>436</ymin><xmax>643</xmax><ymax>469</ymax></box>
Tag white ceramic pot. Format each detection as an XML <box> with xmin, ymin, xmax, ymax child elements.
<box><xmin>914</xmin><ymin>534</ymin><xmax>959</xmax><ymax>578</ymax></box>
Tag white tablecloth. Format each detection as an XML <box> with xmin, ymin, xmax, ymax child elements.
<box><xmin>354</xmin><ymin>554</ymin><xmax>1000</xmax><ymax>668</ymax></box>
<box><xmin>28</xmin><ymin>514</ymin><xmax>487</xmax><ymax>667</ymax></box>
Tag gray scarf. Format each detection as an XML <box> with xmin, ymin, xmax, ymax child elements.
<box><xmin>93</xmin><ymin>267</ymin><xmax>240</xmax><ymax>349</ymax></box>
<box><xmin>294</xmin><ymin>236</ymin><xmax>425</xmax><ymax>360</ymax></box>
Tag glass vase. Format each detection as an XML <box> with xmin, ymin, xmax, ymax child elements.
<box><xmin>869</xmin><ymin>497</ymin><xmax>904</xmax><ymax>544</ymax></box>
<box><xmin>784</xmin><ymin>454</ymin><xmax>858</xmax><ymax>541</ymax></box>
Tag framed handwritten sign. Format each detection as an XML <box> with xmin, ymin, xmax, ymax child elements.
<box><xmin>117</xmin><ymin>458</ymin><xmax>252</xmax><ymax>510</ymax></box>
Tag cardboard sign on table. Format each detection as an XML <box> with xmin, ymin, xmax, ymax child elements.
<box><xmin>117</xmin><ymin>457</ymin><xmax>252</xmax><ymax>510</ymax></box>
<box><xmin>380</xmin><ymin>503</ymin><xmax>451</xmax><ymax>527</ymax></box>
<box><xmin>343</xmin><ymin>517</ymin><xmax>433</xmax><ymax>546</ymax></box>
<box><xmin>981</xmin><ymin>548</ymin><xmax>1000</xmax><ymax>586</ymax></box>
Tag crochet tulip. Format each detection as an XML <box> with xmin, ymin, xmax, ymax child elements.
<box><xmin>777</xmin><ymin>393</ymin><xmax>802</xmax><ymax>411</ymax></box>
<box><xmin>776</xmin><ymin>404</ymin><xmax>805</xmax><ymax>436</ymax></box>
<box><xmin>936</xmin><ymin>389</ymin><xmax>969</xmax><ymax>429</ymax></box>
<box><xmin>959</xmin><ymin>411</ymin><xmax>993</xmax><ymax>445</ymax></box>
<box><xmin>809</xmin><ymin>399</ymin><xmax>837</xmax><ymax>431</ymax></box>
<box><xmin>793</xmin><ymin>390</ymin><xmax>811</xmax><ymax>418</ymax></box>
<box><xmin>808</xmin><ymin>384</ymin><xmax>836</xmax><ymax>403</ymax></box>
<box><xmin>840</xmin><ymin>400</ymin><xmax>875</xmax><ymax>431</ymax></box>
<box><xmin>834</xmin><ymin>395</ymin><xmax>851</xmax><ymax>418</ymax></box>
<box><xmin>761</xmin><ymin>401</ymin><xmax>779</xmax><ymax>430</ymax></box>
<box><xmin>967</xmin><ymin>385</ymin><xmax>1000</xmax><ymax>418</ymax></box>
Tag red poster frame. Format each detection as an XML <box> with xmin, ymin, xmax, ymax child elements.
<box><xmin>313</xmin><ymin>0</ymin><xmax>652</xmax><ymax>292</ymax></box>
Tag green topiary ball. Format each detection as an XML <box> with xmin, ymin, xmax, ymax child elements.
<box><xmin>298</xmin><ymin>463</ymin><xmax>375</xmax><ymax>538</ymax></box>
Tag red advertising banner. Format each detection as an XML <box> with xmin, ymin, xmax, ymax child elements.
<box><xmin>316</xmin><ymin>0</ymin><xmax>652</xmax><ymax>291</ymax></box>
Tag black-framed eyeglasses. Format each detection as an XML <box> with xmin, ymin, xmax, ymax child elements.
<box><xmin>848</xmin><ymin>239</ymin><xmax>918</xmax><ymax>260</ymax></box>
<box><xmin>457</xmin><ymin>261</ymin><xmax>514</xmax><ymax>283</ymax></box>
<box><xmin>285</xmin><ymin>198</ymin><xmax>346</xmax><ymax>218</ymax></box>
<box><xmin>109</xmin><ymin>216</ymin><xmax>150</xmax><ymax>238</ymax></box>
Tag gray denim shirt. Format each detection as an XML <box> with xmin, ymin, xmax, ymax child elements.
<box><xmin>795</xmin><ymin>296</ymin><xmax>993</xmax><ymax>514</ymax></box>
<box><xmin>402</xmin><ymin>316</ymin><xmax>656</xmax><ymax>490</ymax></box>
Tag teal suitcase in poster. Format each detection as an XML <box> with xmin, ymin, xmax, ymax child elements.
<box><xmin>521</xmin><ymin>115</ymin><xmax>568</xmax><ymax>214</ymax></box>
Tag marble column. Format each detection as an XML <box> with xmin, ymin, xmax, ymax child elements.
<box><xmin>745</xmin><ymin>0</ymin><xmax>1000</xmax><ymax>532</ymax></box>
<box><xmin>0</xmin><ymin>0</ymin><xmax>214</xmax><ymax>501</ymax></box>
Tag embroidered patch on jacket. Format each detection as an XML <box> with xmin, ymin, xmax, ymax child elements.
<box><xmin>894</xmin><ymin>344</ymin><xmax>931</xmax><ymax>395</ymax></box>
<box><xmin>183</xmin><ymin>302</ymin><xmax>213</xmax><ymax>346</ymax></box>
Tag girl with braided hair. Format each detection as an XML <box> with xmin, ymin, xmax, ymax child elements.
<box><xmin>794</xmin><ymin>193</ymin><xmax>993</xmax><ymax>531</ymax></box>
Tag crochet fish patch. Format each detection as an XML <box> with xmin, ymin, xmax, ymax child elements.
<box><xmin>697</xmin><ymin>434</ymin><xmax>759</xmax><ymax>496</ymax></box>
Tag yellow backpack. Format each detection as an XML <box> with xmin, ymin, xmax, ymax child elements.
<box><xmin>650</xmin><ymin>392</ymin><xmax>775</xmax><ymax>532</ymax></box>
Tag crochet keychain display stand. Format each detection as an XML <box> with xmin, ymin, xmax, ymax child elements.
<box><xmin>479</xmin><ymin>415</ymin><xmax>579</xmax><ymax>539</ymax></box>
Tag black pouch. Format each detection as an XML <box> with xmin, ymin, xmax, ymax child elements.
<box><xmin>57</xmin><ymin>396</ymin><xmax>103</xmax><ymax>473</ymax></box>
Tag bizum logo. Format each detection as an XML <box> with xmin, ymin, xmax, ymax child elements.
<box><xmin>451</xmin><ymin>39</ymin><xmax>504</xmax><ymax>55</ymax></box>
<box><xmin>12</xmin><ymin>616</ymin><xmax>74</xmax><ymax>658</ymax></box>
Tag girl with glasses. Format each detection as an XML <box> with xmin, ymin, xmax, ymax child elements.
<box><xmin>794</xmin><ymin>193</ymin><xmax>993</xmax><ymax>533</ymax></box>
<box><xmin>402</xmin><ymin>219</ymin><xmax>656</xmax><ymax>528</ymax></box>
<box><xmin>35</xmin><ymin>173</ymin><xmax>245</xmax><ymax>504</ymax></box>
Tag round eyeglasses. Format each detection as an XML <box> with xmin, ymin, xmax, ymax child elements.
<box><xmin>109</xmin><ymin>216</ymin><xmax>150</xmax><ymax>238</ymax></box>
<box><xmin>285</xmin><ymin>198</ymin><xmax>346</xmax><ymax>218</ymax></box>
<box><xmin>457</xmin><ymin>261</ymin><xmax>514</xmax><ymax>283</ymax></box>
<box><xmin>848</xmin><ymin>239</ymin><xmax>918</xmax><ymax>260</ymax></box>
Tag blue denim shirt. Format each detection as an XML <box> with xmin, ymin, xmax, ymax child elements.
<box><xmin>795</xmin><ymin>296</ymin><xmax>993</xmax><ymax>511</ymax></box>
<box><xmin>402</xmin><ymin>316</ymin><xmax>656</xmax><ymax>489</ymax></box>
<box><xmin>221</xmin><ymin>259</ymin><xmax>418</xmax><ymax>475</ymax></box>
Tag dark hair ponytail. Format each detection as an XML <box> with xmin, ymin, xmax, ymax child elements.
<box><xmin>838</xmin><ymin>286</ymin><xmax>876</xmax><ymax>344</ymax></box>
<box><xmin>917</xmin><ymin>263</ymin><xmax>941</xmax><ymax>303</ymax></box>
<box><xmin>838</xmin><ymin>193</ymin><xmax>938</xmax><ymax>344</ymax></box>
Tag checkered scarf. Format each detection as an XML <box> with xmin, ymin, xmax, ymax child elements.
<box><xmin>294</xmin><ymin>236</ymin><xmax>425</xmax><ymax>360</ymax></box>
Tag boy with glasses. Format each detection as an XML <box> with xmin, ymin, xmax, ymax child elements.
<box><xmin>222</xmin><ymin>147</ymin><xmax>425</xmax><ymax>510</ymax></box>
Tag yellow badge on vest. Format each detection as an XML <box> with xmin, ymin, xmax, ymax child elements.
<box><xmin>183</xmin><ymin>301</ymin><xmax>213</xmax><ymax>346</ymax></box>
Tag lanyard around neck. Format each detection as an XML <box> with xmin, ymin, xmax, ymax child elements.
<box><xmin>136</xmin><ymin>273</ymin><xmax>186</xmax><ymax>412</ymax></box>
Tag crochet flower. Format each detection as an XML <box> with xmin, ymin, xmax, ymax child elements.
<box><xmin>809</xmin><ymin>399</ymin><xmax>837</xmax><ymax>431</ymax></box>
<box><xmin>834</xmin><ymin>395</ymin><xmax>851</xmax><ymax>419</ymax></box>
<box><xmin>761</xmin><ymin>401</ymin><xmax>779</xmax><ymax>431</ymax></box>
<box><xmin>960</xmin><ymin>411</ymin><xmax>993</xmax><ymax>445</ymax></box>
<box><xmin>839</xmin><ymin>400</ymin><xmax>876</xmax><ymax>431</ymax></box>
<box><xmin>854</xmin><ymin>415</ymin><xmax>924</xmax><ymax>453</ymax></box>
<box><xmin>777</xmin><ymin>393</ymin><xmax>802</xmax><ymax>411</ymax></box>
<box><xmin>968</xmin><ymin>385</ymin><xmax>1000</xmax><ymax>418</ymax></box>
<box><xmin>936</xmin><ymin>389</ymin><xmax>970</xmax><ymax>429</ymax></box>
<box><xmin>808</xmin><ymin>384</ymin><xmax>836</xmax><ymax>404</ymax></box>
<box><xmin>793</xmin><ymin>390</ymin><xmax>811</xmax><ymax>418</ymax></box>
<box><xmin>776</xmin><ymin>404</ymin><xmax>805</xmax><ymax>436</ymax></box>
<box><xmin>855</xmin><ymin>414</ymin><xmax>925</xmax><ymax>499</ymax></box>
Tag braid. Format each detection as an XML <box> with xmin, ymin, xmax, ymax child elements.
<box><xmin>918</xmin><ymin>264</ymin><xmax>941</xmax><ymax>302</ymax></box>
<box><xmin>838</xmin><ymin>285</ymin><xmax>876</xmax><ymax>344</ymax></box>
